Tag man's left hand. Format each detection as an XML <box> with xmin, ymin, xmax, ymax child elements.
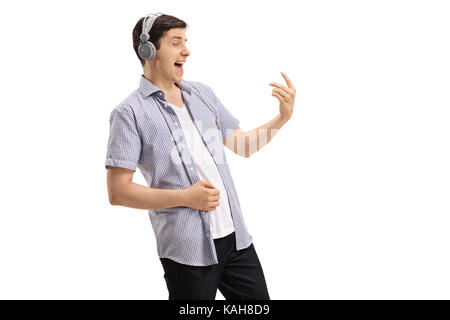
<box><xmin>269</xmin><ymin>71</ymin><xmax>296</xmax><ymax>121</ymax></box>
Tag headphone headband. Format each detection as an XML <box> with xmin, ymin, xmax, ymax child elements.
<box><xmin>138</xmin><ymin>12</ymin><xmax>163</xmax><ymax>61</ymax></box>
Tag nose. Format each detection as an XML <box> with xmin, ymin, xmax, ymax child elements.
<box><xmin>182</xmin><ymin>45</ymin><xmax>190</xmax><ymax>57</ymax></box>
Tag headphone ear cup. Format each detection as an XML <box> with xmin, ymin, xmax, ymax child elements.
<box><xmin>138</xmin><ymin>41</ymin><xmax>156</xmax><ymax>60</ymax></box>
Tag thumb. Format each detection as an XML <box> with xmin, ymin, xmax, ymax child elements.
<box><xmin>201</xmin><ymin>180</ymin><xmax>215</xmax><ymax>189</ymax></box>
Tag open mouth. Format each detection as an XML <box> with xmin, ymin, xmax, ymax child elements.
<box><xmin>174</xmin><ymin>62</ymin><xmax>183</xmax><ymax>72</ymax></box>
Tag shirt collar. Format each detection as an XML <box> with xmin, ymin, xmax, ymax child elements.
<box><xmin>139</xmin><ymin>74</ymin><xmax>192</xmax><ymax>99</ymax></box>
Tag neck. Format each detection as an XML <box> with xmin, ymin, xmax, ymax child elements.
<box><xmin>143</xmin><ymin>65</ymin><xmax>179</xmax><ymax>92</ymax></box>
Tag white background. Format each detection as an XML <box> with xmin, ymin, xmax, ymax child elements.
<box><xmin>0</xmin><ymin>0</ymin><xmax>449</xmax><ymax>299</ymax></box>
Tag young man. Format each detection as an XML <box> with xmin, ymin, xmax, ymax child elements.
<box><xmin>105</xmin><ymin>13</ymin><xmax>296</xmax><ymax>300</ymax></box>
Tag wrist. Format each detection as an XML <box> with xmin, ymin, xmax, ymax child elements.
<box><xmin>279</xmin><ymin>113</ymin><xmax>291</xmax><ymax>124</ymax></box>
<box><xmin>179</xmin><ymin>188</ymin><xmax>190</xmax><ymax>207</ymax></box>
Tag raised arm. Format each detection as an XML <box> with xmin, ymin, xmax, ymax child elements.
<box><xmin>223</xmin><ymin>72</ymin><xmax>296</xmax><ymax>158</ymax></box>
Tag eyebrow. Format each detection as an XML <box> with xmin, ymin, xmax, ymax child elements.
<box><xmin>171</xmin><ymin>36</ymin><xmax>187</xmax><ymax>41</ymax></box>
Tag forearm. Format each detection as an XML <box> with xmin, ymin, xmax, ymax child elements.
<box><xmin>236</xmin><ymin>114</ymin><xmax>290</xmax><ymax>158</ymax></box>
<box><xmin>112</xmin><ymin>181</ymin><xmax>187</xmax><ymax>210</ymax></box>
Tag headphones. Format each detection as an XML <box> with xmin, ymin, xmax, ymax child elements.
<box><xmin>138</xmin><ymin>12</ymin><xmax>222</xmax><ymax>133</ymax></box>
<box><xmin>138</xmin><ymin>12</ymin><xmax>163</xmax><ymax>61</ymax></box>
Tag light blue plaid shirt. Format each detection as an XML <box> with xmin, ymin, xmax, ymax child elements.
<box><xmin>105</xmin><ymin>75</ymin><xmax>253</xmax><ymax>266</ymax></box>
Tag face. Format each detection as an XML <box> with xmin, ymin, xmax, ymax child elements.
<box><xmin>151</xmin><ymin>28</ymin><xmax>190</xmax><ymax>83</ymax></box>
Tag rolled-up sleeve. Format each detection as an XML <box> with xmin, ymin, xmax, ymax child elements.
<box><xmin>105</xmin><ymin>104</ymin><xmax>142</xmax><ymax>171</ymax></box>
<box><xmin>202</xmin><ymin>84</ymin><xmax>240</xmax><ymax>140</ymax></box>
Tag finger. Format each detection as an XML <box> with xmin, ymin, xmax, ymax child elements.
<box><xmin>213</xmin><ymin>195</ymin><xmax>220</xmax><ymax>201</ymax></box>
<box><xmin>203</xmin><ymin>181</ymin><xmax>215</xmax><ymax>189</ymax></box>
<box><xmin>272</xmin><ymin>88</ymin><xmax>289</xmax><ymax>99</ymax></box>
<box><xmin>206</xmin><ymin>206</ymin><xmax>217</xmax><ymax>211</ymax></box>
<box><xmin>272</xmin><ymin>91</ymin><xmax>289</xmax><ymax>103</ymax></box>
<box><xmin>269</xmin><ymin>82</ymin><xmax>292</xmax><ymax>97</ymax></box>
<box><xmin>209</xmin><ymin>195</ymin><xmax>220</xmax><ymax>201</ymax></box>
<box><xmin>281</xmin><ymin>71</ymin><xmax>294</xmax><ymax>89</ymax></box>
<box><xmin>269</xmin><ymin>82</ymin><xmax>289</xmax><ymax>92</ymax></box>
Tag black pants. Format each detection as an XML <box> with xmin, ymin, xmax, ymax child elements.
<box><xmin>159</xmin><ymin>231</ymin><xmax>270</xmax><ymax>300</ymax></box>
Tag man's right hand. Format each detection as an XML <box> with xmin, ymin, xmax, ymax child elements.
<box><xmin>183</xmin><ymin>180</ymin><xmax>220</xmax><ymax>211</ymax></box>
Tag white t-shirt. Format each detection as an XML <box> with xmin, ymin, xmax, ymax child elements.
<box><xmin>168</xmin><ymin>102</ymin><xmax>235</xmax><ymax>239</ymax></box>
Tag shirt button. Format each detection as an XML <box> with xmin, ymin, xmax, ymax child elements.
<box><xmin>174</xmin><ymin>122</ymin><xmax>178</xmax><ymax>125</ymax></box>
<box><xmin>206</xmin><ymin>233</ymin><xmax>210</xmax><ymax>237</ymax></box>
<box><xmin>190</xmin><ymin>167</ymin><xmax>194</xmax><ymax>170</ymax></box>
